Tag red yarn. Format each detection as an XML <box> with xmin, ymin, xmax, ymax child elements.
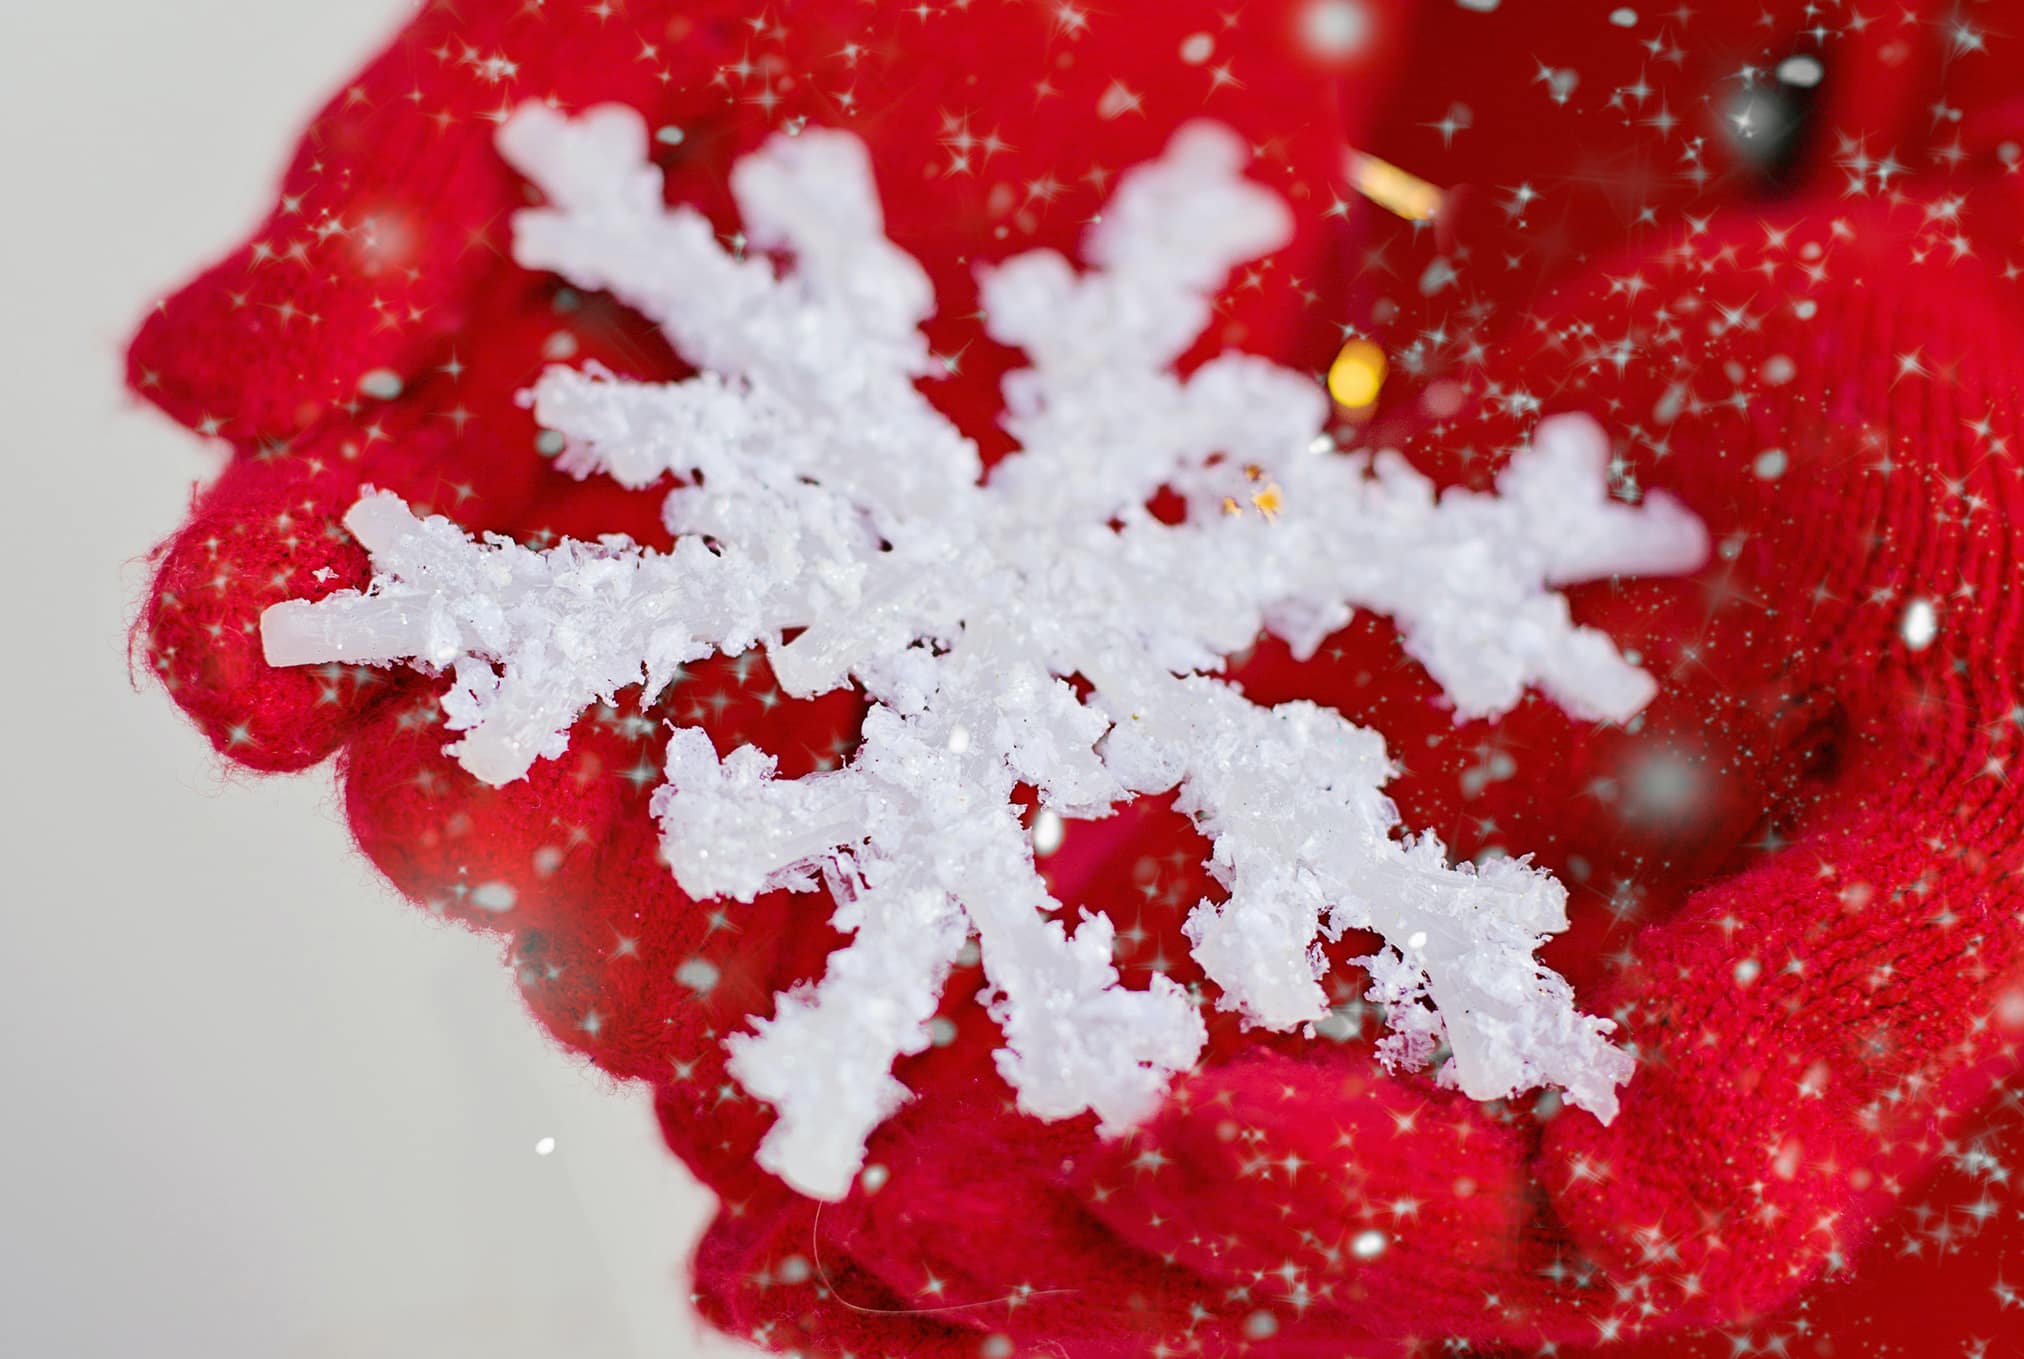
<box><xmin>132</xmin><ymin>2</ymin><xmax>2024</xmax><ymax>1355</ymax></box>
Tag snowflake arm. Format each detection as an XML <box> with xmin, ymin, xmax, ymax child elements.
<box><xmin>263</xmin><ymin>490</ymin><xmax>739</xmax><ymax>783</ymax></box>
<box><xmin>497</xmin><ymin>105</ymin><xmax>977</xmax><ymax>525</ymax></box>
<box><xmin>656</xmin><ymin>728</ymin><xmax>972</xmax><ymax>1199</ymax></box>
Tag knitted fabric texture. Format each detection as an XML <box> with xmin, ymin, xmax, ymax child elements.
<box><xmin>133</xmin><ymin>1</ymin><xmax>2024</xmax><ymax>1355</ymax></box>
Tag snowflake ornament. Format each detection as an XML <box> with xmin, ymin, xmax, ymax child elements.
<box><xmin>262</xmin><ymin>104</ymin><xmax>1708</xmax><ymax>1200</ymax></box>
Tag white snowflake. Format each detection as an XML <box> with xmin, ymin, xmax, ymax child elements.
<box><xmin>262</xmin><ymin>104</ymin><xmax>1708</xmax><ymax>1200</ymax></box>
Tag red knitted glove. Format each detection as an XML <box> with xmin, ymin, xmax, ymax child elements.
<box><xmin>134</xmin><ymin>1</ymin><xmax>2024</xmax><ymax>1356</ymax></box>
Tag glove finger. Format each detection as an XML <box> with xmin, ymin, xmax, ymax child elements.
<box><xmin>1543</xmin><ymin>791</ymin><xmax>2024</xmax><ymax>1323</ymax></box>
<box><xmin>141</xmin><ymin>448</ymin><xmax>390</xmax><ymax>769</ymax></box>
<box><xmin>820</xmin><ymin>1084</ymin><xmax>1218</xmax><ymax>1350</ymax></box>
<box><xmin>1074</xmin><ymin>1048</ymin><xmax>1592</xmax><ymax>1349</ymax></box>
<box><xmin>685</xmin><ymin>1173</ymin><xmax>986</xmax><ymax>1359</ymax></box>
<box><xmin>127</xmin><ymin>0</ymin><xmax>745</xmax><ymax>442</ymax></box>
<box><xmin>139</xmin><ymin>379</ymin><xmax>510</xmax><ymax>769</ymax></box>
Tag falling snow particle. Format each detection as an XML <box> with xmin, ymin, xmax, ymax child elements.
<box><xmin>1753</xmin><ymin>448</ymin><xmax>1788</xmax><ymax>480</ymax></box>
<box><xmin>1623</xmin><ymin>748</ymin><xmax>1704</xmax><ymax>823</ymax></box>
<box><xmin>470</xmin><ymin>881</ymin><xmax>518</xmax><ymax>912</ymax></box>
<box><xmin>1776</xmin><ymin>55</ymin><xmax>1825</xmax><ymax>89</ymax></box>
<box><xmin>357</xmin><ymin>368</ymin><xmax>404</xmax><ymax>400</ymax></box>
<box><xmin>1299</xmin><ymin>0</ymin><xmax>1372</xmax><ymax>58</ymax></box>
<box><xmin>1901</xmin><ymin>597</ymin><xmax>1939</xmax><ymax>651</ymax></box>
<box><xmin>1351</xmin><ymin>1228</ymin><xmax>1389</xmax><ymax>1259</ymax></box>
<box><xmin>1179</xmin><ymin>32</ymin><xmax>1214</xmax><ymax>64</ymax></box>
<box><xmin>1654</xmin><ymin>381</ymin><xmax>1687</xmax><ymax>424</ymax></box>
<box><xmin>534</xmin><ymin>1136</ymin><xmax>556</xmax><ymax>1155</ymax></box>
<box><xmin>1096</xmin><ymin>81</ymin><xmax>1142</xmax><ymax>120</ymax></box>
<box><xmin>677</xmin><ymin>957</ymin><xmax>721</xmax><ymax>994</ymax></box>
<box><xmin>1997</xmin><ymin>987</ymin><xmax>2024</xmax><ymax>1029</ymax></box>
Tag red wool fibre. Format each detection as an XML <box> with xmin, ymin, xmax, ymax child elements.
<box><xmin>133</xmin><ymin>2</ymin><xmax>2024</xmax><ymax>1354</ymax></box>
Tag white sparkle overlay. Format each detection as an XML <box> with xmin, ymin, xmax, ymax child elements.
<box><xmin>262</xmin><ymin>105</ymin><xmax>1708</xmax><ymax>1200</ymax></box>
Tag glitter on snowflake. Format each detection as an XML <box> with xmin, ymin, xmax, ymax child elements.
<box><xmin>260</xmin><ymin>104</ymin><xmax>1708</xmax><ymax>1199</ymax></box>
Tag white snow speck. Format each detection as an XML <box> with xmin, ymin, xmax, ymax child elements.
<box><xmin>1901</xmin><ymin>597</ymin><xmax>1939</xmax><ymax>651</ymax></box>
<box><xmin>470</xmin><ymin>881</ymin><xmax>518</xmax><ymax>912</ymax></box>
<box><xmin>356</xmin><ymin>368</ymin><xmax>404</xmax><ymax>400</ymax></box>
<box><xmin>1776</xmin><ymin>55</ymin><xmax>1825</xmax><ymax>89</ymax></box>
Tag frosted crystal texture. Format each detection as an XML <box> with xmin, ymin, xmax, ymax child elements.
<box><xmin>261</xmin><ymin>105</ymin><xmax>1710</xmax><ymax>1200</ymax></box>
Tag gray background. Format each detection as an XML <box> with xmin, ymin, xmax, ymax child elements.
<box><xmin>0</xmin><ymin>3</ymin><xmax>749</xmax><ymax>1354</ymax></box>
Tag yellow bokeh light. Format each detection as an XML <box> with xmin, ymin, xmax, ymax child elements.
<box><xmin>1347</xmin><ymin>151</ymin><xmax>1444</xmax><ymax>223</ymax></box>
<box><xmin>1327</xmin><ymin>338</ymin><xmax>1387</xmax><ymax>409</ymax></box>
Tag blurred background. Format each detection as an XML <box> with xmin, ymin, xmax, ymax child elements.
<box><xmin>0</xmin><ymin>3</ymin><xmax>745</xmax><ymax>1354</ymax></box>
